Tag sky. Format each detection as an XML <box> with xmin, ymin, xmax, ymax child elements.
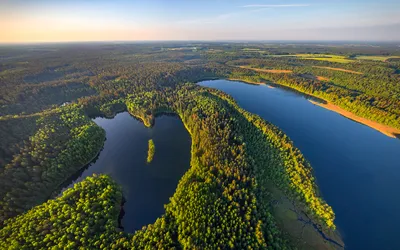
<box><xmin>1</xmin><ymin>0</ymin><xmax>400</xmax><ymax>43</ymax></box>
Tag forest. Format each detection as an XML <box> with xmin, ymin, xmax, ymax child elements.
<box><xmin>146</xmin><ymin>139</ymin><xmax>155</xmax><ymax>164</ymax></box>
<box><xmin>0</xmin><ymin>84</ymin><xmax>338</xmax><ymax>249</ymax></box>
<box><xmin>0</xmin><ymin>42</ymin><xmax>398</xmax><ymax>248</ymax></box>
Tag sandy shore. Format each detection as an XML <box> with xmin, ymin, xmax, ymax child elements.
<box><xmin>309</xmin><ymin>100</ymin><xmax>400</xmax><ymax>138</ymax></box>
<box><xmin>224</xmin><ymin>77</ymin><xmax>399</xmax><ymax>139</ymax></box>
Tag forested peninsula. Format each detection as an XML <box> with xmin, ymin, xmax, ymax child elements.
<box><xmin>0</xmin><ymin>83</ymin><xmax>342</xmax><ymax>249</ymax></box>
<box><xmin>2</xmin><ymin>42</ymin><xmax>399</xmax><ymax>249</ymax></box>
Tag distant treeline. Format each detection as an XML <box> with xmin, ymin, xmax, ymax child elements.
<box><xmin>2</xmin><ymin>42</ymin><xmax>395</xmax><ymax>248</ymax></box>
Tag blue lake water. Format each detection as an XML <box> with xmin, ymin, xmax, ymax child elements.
<box><xmin>199</xmin><ymin>79</ymin><xmax>400</xmax><ymax>250</ymax></box>
<box><xmin>61</xmin><ymin>113</ymin><xmax>191</xmax><ymax>233</ymax></box>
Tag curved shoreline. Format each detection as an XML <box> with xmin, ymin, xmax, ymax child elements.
<box><xmin>51</xmin><ymin>138</ymin><xmax>105</xmax><ymax>198</ymax></box>
<box><xmin>226</xmin><ymin>78</ymin><xmax>399</xmax><ymax>139</ymax></box>
<box><xmin>309</xmin><ymin>100</ymin><xmax>400</xmax><ymax>139</ymax></box>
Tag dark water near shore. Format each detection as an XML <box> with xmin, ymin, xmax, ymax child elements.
<box><xmin>199</xmin><ymin>79</ymin><xmax>400</xmax><ymax>250</ymax></box>
<box><xmin>60</xmin><ymin>112</ymin><xmax>191</xmax><ymax>233</ymax></box>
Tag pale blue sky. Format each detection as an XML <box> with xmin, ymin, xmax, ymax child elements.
<box><xmin>1</xmin><ymin>0</ymin><xmax>400</xmax><ymax>42</ymax></box>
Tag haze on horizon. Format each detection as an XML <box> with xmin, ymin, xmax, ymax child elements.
<box><xmin>1</xmin><ymin>0</ymin><xmax>400</xmax><ymax>43</ymax></box>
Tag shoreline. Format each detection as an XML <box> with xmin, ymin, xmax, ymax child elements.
<box><xmin>224</xmin><ymin>78</ymin><xmax>400</xmax><ymax>139</ymax></box>
<box><xmin>227</xmin><ymin>78</ymin><xmax>264</xmax><ymax>85</ymax></box>
<box><xmin>309</xmin><ymin>100</ymin><xmax>400</xmax><ymax>138</ymax></box>
<box><xmin>227</xmin><ymin>78</ymin><xmax>275</xmax><ymax>89</ymax></box>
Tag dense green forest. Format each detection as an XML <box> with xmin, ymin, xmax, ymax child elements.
<box><xmin>146</xmin><ymin>139</ymin><xmax>155</xmax><ymax>163</ymax></box>
<box><xmin>0</xmin><ymin>84</ymin><xmax>339</xmax><ymax>249</ymax></box>
<box><xmin>0</xmin><ymin>174</ymin><xmax>126</xmax><ymax>249</ymax></box>
<box><xmin>0</xmin><ymin>104</ymin><xmax>105</xmax><ymax>222</ymax></box>
<box><xmin>1</xmin><ymin>43</ymin><xmax>398</xmax><ymax>129</ymax></box>
<box><xmin>1</xmin><ymin>42</ymin><xmax>398</xmax><ymax>248</ymax></box>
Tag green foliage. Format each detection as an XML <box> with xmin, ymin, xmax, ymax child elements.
<box><xmin>0</xmin><ymin>174</ymin><xmax>129</xmax><ymax>249</ymax></box>
<box><xmin>0</xmin><ymin>104</ymin><xmax>105</xmax><ymax>222</ymax></box>
<box><xmin>125</xmin><ymin>85</ymin><xmax>334</xmax><ymax>248</ymax></box>
<box><xmin>0</xmin><ymin>83</ymin><xmax>336</xmax><ymax>249</ymax></box>
<box><xmin>5</xmin><ymin>43</ymin><xmax>394</xmax><ymax>248</ymax></box>
<box><xmin>146</xmin><ymin>139</ymin><xmax>155</xmax><ymax>163</ymax></box>
<box><xmin>207</xmin><ymin>88</ymin><xmax>335</xmax><ymax>228</ymax></box>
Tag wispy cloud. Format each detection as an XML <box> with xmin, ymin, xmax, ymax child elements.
<box><xmin>177</xmin><ymin>3</ymin><xmax>290</xmax><ymax>25</ymax></box>
<box><xmin>248</xmin><ymin>7</ymin><xmax>271</xmax><ymax>13</ymax></box>
<box><xmin>242</xmin><ymin>4</ymin><xmax>310</xmax><ymax>8</ymax></box>
<box><xmin>177</xmin><ymin>6</ymin><xmax>274</xmax><ymax>25</ymax></box>
<box><xmin>177</xmin><ymin>12</ymin><xmax>236</xmax><ymax>25</ymax></box>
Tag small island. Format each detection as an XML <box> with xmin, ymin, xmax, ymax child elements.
<box><xmin>146</xmin><ymin>139</ymin><xmax>155</xmax><ymax>163</ymax></box>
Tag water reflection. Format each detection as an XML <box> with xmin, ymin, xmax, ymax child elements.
<box><xmin>199</xmin><ymin>79</ymin><xmax>400</xmax><ymax>250</ymax></box>
<box><xmin>59</xmin><ymin>112</ymin><xmax>191</xmax><ymax>233</ymax></box>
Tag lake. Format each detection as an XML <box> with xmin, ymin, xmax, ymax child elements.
<box><xmin>199</xmin><ymin>79</ymin><xmax>400</xmax><ymax>250</ymax></box>
<box><xmin>60</xmin><ymin>112</ymin><xmax>191</xmax><ymax>233</ymax></box>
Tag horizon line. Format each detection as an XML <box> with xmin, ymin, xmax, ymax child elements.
<box><xmin>1</xmin><ymin>39</ymin><xmax>400</xmax><ymax>45</ymax></box>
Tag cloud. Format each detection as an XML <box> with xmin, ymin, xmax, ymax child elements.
<box><xmin>176</xmin><ymin>6</ymin><xmax>273</xmax><ymax>25</ymax></box>
<box><xmin>242</xmin><ymin>4</ymin><xmax>310</xmax><ymax>8</ymax></box>
<box><xmin>248</xmin><ymin>7</ymin><xmax>271</xmax><ymax>13</ymax></box>
<box><xmin>177</xmin><ymin>12</ymin><xmax>236</xmax><ymax>25</ymax></box>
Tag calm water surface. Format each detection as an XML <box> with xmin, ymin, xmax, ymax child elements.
<box><xmin>61</xmin><ymin>112</ymin><xmax>191</xmax><ymax>233</ymax></box>
<box><xmin>199</xmin><ymin>79</ymin><xmax>400</xmax><ymax>250</ymax></box>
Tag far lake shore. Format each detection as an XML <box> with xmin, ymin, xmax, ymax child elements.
<box><xmin>309</xmin><ymin>100</ymin><xmax>400</xmax><ymax>139</ymax></box>
<box><xmin>226</xmin><ymin>78</ymin><xmax>399</xmax><ymax>139</ymax></box>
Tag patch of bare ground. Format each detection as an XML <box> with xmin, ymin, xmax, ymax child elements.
<box><xmin>238</xmin><ymin>66</ymin><xmax>293</xmax><ymax>73</ymax></box>
<box><xmin>316</xmin><ymin>76</ymin><xmax>330</xmax><ymax>81</ymax></box>
<box><xmin>309</xmin><ymin>100</ymin><xmax>400</xmax><ymax>138</ymax></box>
<box><xmin>312</xmin><ymin>66</ymin><xmax>362</xmax><ymax>75</ymax></box>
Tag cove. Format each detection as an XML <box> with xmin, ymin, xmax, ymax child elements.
<box><xmin>60</xmin><ymin>112</ymin><xmax>191</xmax><ymax>233</ymax></box>
<box><xmin>199</xmin><ymin>79</ymin><xmax>400</xmax><ymax>250</ymax></box>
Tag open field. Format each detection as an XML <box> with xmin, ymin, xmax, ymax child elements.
<box><xmin>295</xmin><ymin>54</ymin><xmax>354</xmax><ymax>63</ymax></box>
<box><xmin>265</xmin><ymin>54</ymin><xmax>354</xmax><ymax>63</ymax></box>
<box><xmin>355</xmin><ymin>55</ymin><xmax>400</xmax><ymax>62</ymax></box>
<box><xmin>312</xmin><ymin>66</ymin><xmax>363</xmax><ymax>74</ymax></box>
<box><xmin>242</xmin><ymin>48</ymin><xmax>261</xmax><ymax>51</ymax></box>
<box><xmin>239</xmin><ymin>66</ymin><xmax>293</xmax><ymax>73</ymax></box>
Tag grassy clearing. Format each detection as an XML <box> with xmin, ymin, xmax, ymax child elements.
<box><xmin>312</xmin><ymin>66</ymin><xmax>362</xmax><ymax>74</ymax></box>
<box><xmin>267</xmin><ymin>55</ymin><xmax>297</xmax><ymax>57</ymax></box>
<box><xmin>303</xmin><ymin>57</ymin><xmax>353</xmax><ymax>63</ymax></box>
<box><xmin>355</xmin><ymin>55</ymin><xmax>400</xmax><ymax>62</ymax></box>
<box><xmin>295</xmin><ymin>54</ymin><xmax>354</xmax><ymax>63</ymax></box>
<box><xmin>242</xmin><ymin>48</ymin><xmax>261</xmax><ymax>51</ymax></box>
<box><xmin>266</xmin><ymin>54</ymin><xmax>354</xmax><ymax>63</ymax></box>
<box><xmin>239</xmin><ymin>66</ymin><xmax>293</xmax><ymax>73</ymax></box>
<box><xmin>268</xmin><ymin>185</ymin><xmax>344</xmax><ymax>249</ymax></box>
